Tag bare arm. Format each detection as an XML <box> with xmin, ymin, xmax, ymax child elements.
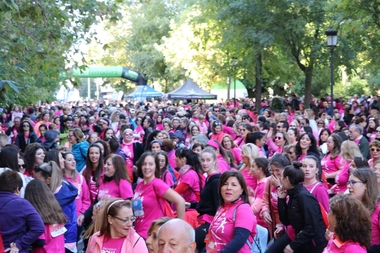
<box><xmin>163</xmin><ymin>188</ymin><xmax>186</xmax><ymax>219</ymax></box>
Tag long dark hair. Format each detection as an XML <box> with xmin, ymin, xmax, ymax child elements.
<box><xmin>103</xmin><ymin>154</ymin><xmax>130</xmax><ymax>184</ymax></box>
<box><xmin>25</xmin><ymin>179</ymin><xmax>67</xmax><ymax>225</ymax></box>
<box><xmin>295</xmin><ymin>132</ymin><xmax>319</xmax><ymax>158</ymax></box>
<box><xmin>218</xmin><ymin>171</ymin><xmax>249</xmax><ymax>205</ymax></box>
<box><xmin>0</xmin><ymin>144</ymin><xmax>19</xmax><ymax>171</ymax></box>
<box><xmin>175</xmin><ymin>147</ymin><xmax>203</xmax><ymax>191</ymax></box>
<box><xmin>84</xmin><ymin>144</ymin><xmax>104</xmax><ymax>187</ymax></box>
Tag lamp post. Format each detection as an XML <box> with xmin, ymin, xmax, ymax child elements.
<box><xmin>325</xmin><ymin>28</ymin><xmax>338</xmax><ymax>117</ymax></box>
<box><xmin>232</xmin><ymin>58</ymin><xmax>238</xmax><ymax>107</ymax></box>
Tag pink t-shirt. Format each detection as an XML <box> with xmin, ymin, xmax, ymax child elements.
<box><xmin>305</xmin><ymin>181</ymin><xmax>330</xmax><ymax>213</ymax></box>
<box><xmin>251</xmin><ymin>177</ymin><xmax>268</xmax><ymax>228</ymax></box>
<box><xmin>241</xmin><ymin>169</ymin><xmax>257</xmax><ymax>197</ymax></box>
<box><xmin>102</xmin><ymin>237</ymin><xmax>124</xmax><ymax>253</ymax></box>
<box><xmin>230</xmin><ymin>147</ymin><xmax>242</xmax><ymax>165</ymax></box>
<box><xmin>333</xmin><ymin>160</ymin><xmax>350</xmax><ymax>194</ymax></box>
<box><xmin>167</xmin><ymin>150</ymin><xmax>176</xmax><ymax>170</ymax></box>
<box><xmin>161</xmin><ymin>170</ymin><xmax>175</xmax><ymax>188</ymax></box>
<box><xmin>209</xmin><ymin>200</ymin><xmax>257</xmax><ymax>253</ymax></box>
<box><xmin>217</xmin><ymin>154</ymin><xmax>230</xmax><ymax>173</ymax></box>
<box><xmin>98</xmin><ymin>178</ymin><xmax>133</xmax><ymax>200</ymax></box>
<box><xmin>371</xmin><ymin>202</ymin><xmax>380</xmax><ymax>245</ymax></box>
<box><xmin>178</xmin><ymin>168</ymin><xmax>203</xmax><ymax>203</ymax></box>
<box><xmin>82</xmin><ymin>167</ymin><xmax>102</xmax><ymax>203</ymax></box>
<box><xmin>321</xmin><ymin>154</ymin><xmax>342</xmax><ymax>175</ymax></box>
<box><xmin>32</xmin><ymin>224</ymin><xmax>65</xmax><ymax>253</ymax></box>
<box><xmin>121</xmin><ymin>142</ymin><xmax>134</xmax><ymax>171</ymax></box>
<box><xmin>66</xmin><ymin>174</ymin><xmax>91</xmax><ymax>217</ymax></box>
<box><xmin>322</xmin><ymin>237</ymin><xmax>366</xmax><ymax>253</ymax></box>
<box><xmin>133</xmin><ymin>178</ymin><xmax>170</xmax><ymax>239</ymax></box>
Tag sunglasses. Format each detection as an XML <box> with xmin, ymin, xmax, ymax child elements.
<box><xmin>214</xmin><ymin>122</ymin><xmax>222</xmax><ymax>126</ymax></box>
<box><xmin>124</xmin><ymin>132</ymin><xmax>133</xmax><ymax>137</ymax></box>
<box><xmin>371</xmin><ymin>148</ymin><xmax>380</xmax><ymax>152</ymax></box>
<box><xmin>289</xmin><ymin>125</ymin><xmax>297</xmax><ymax>127</ymax></box>
<box><xmin>19</xmin><ymin>164</ymin><xmax>25</xmax><ymax>169</ymax></box>
<box><xmin>274</xmin><ymin>136</ymin><xmax>283</xmax><ymax>140</ymax></box>
<box><xmin>238</xmin><ymin>128</ymin><xmax>247</xmax><ymax>132</ymax></box>
<box><xmin>376</xmin><ymin>130</ymin><xmax>380</xmax><ymax>133</ymax></box>
<box><xmin>22</xmin><ymin>124</ymin><xmax>30</xmax><ymax>127</ymax></box>
<box><xmin>317</xmin><ymin>122</ymin><xmax>323</xmax><ymax>125</ymax></box>
<box><xmin>34</xmin><ymin>165</ymin><xmax>51</xmax><ymax>176</ymax></box>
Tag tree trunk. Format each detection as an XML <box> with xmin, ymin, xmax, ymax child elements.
<box><xmin>303</xmin><ymin>67</ymin><xmax>313</xmax><ymax>108</ymax></box>
<box><xmin>255</xmin><ymin>53</ymin><xmax>262</xmax><ymax>112</ymax></box>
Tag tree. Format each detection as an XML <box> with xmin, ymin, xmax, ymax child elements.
<box><xmin>0</xmin><ymin>0</ymin><xmax>123</xmax><ymax>105</ymax></box>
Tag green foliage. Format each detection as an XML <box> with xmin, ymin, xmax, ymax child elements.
<box><xmin>271</xmin><ymin>97</ymin><xmax>285</xmax><ymax>112</ymax></box>
<box><xmin>0</xmin><ymin>0</ymin><xmax>122</xmax><ymax>105</ymax></box>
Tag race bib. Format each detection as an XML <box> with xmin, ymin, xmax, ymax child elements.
<box><xmin>132</xmin><ymin>199</ymin><xmax>144</xmax><ymax>217</ymax></box>
<box><xmin>49</xmin><ymin>224</ymin><xmax>67</xmax><ymax>238</ymax></box>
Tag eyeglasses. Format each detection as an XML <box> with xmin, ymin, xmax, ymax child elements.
<box><xmin>317</xmin><ymin>122</ymin><xmax>323</xmax><ymax>125</ymax></box>
<box><xmin>289</xmin><ymin>125</ymin><xmax>297</xmax><ymax>127</ymax></box>
<box><xmin>346</xmin><ymin>180</ymin><xmax>366</xmax><ymax>186</ymax></box>
<box><xmin>68</xmin><ymin>134</ymin><xmax>75</xmax><ymax>138</ymax></box>
<box><xmin>113</xmin><ymin>216</ymin><xmax>136</xmax><ymax>223</ymax></box>
<box><xmin>23</xmin><ymin>124</ymin><xmax>29</xmax><ymax>127</ymax></box>
<box><xmin>371</xmin><ymin>148</ymin><xmax>380</xmax><ymax>152</ymax></box>
<box><xmin>124</xmin><ymin>132</ymin><xmax>133</xmax><ymax>136</ymax></box>
<box><xmin>274</xmin><ymin>136</ymin><xmax>283</xmax><ymax>140</ymax></box>
<box><xmin>376</xmin><ymin>130</ymin><xmax>380</xmax><ymax>133</ymax></box>
<box><xmin>238</xmin><ymin>128</ymin><xmax>246</xmax><ymax>132</ymax></box>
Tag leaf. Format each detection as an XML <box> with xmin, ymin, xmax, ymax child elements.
<box><xmin>0</xmin><ymin>80</ymin><xmax>20</xmax><ymax>93</ymax></box>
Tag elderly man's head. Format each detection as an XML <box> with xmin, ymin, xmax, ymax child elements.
<box><xmin>157</xmin><ymin>219</ymin><xmax>196</xmax><ymax>253</ymax></box>
<box><xmin>349</xmin><ymin>124</ymin><xmax>363</xmax><ymax>141</ymax></box>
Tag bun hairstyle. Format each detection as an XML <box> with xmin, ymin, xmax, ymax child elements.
<box><xmin>283</xmin><ymin>161</ymin><xmax>305</xmax><ymax>186</ymax></box>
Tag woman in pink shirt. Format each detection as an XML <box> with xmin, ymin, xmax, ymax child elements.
<box><xmin>132</xmin><ymin>152</ymin><xmax>185</xmax><ymax>239</ymax></box>
<box><xmin>25</xmin><ymin>179</ymin><xmax>66</xmax><ymax>253</ymax></box>
<box><xmin>266</xmin><ymin>127</ymin><xmax>289</xmax><ymax>158</ymax></box>
<box><xmin>62</xmin><ymin>152</ymin><xmax>91</xmax><ymax>219</ymax></box>
<box><xmin>239</xmin><ymin>143</ymin><xmax>260</xmax><ymax>197</ymax></box>
<box><xmin>98</xmin><ymin>154</ymin><xmax>133</xmax><ymax>200</ymax></box>
<box><xmin>86</xmin><ymin>199</ymin><xmax>148</xmax><ymax>253</ymax></box>
<box><xmin>321</xmin><ymin>134</ymin><xmax>343</xmax><ymax>187</ymax></box>
<box><xmin>323</xmin><ymin>194</ymin><xmax>371</xmax><ymax>253</ymax></box>
<box><xmin>82</xmin><ymin>143</ymin><xmax>104</xmax><ymax>203</ymax></box>
<box><xmin>210</xmin><ymin>121</ymin><xmax>225</xmax><ymax>143</ymax></box>
<box><xmin>249</xmin><ymin>157</ymin><xmax>270</xmax><ymax>228</ymax></box>
<box><xmin>222</xmin><ymin>134</ymin><xmax>242</xmax><ymax>165</ymax></box>
<box><xmin>368</xmin><ymin>140</ymin><xmax>380</xmax><ymax>168</ymax></box>
<box><xmin>206</xmin><ymin>170</ymin><xmax>257</xmax><ymax>253</ymax></box>
<box><xmin>347</xmin><ymin>169</ymin><xmax>380</xmax><ymax>250</ymax></box>
<box><xmin>206</xmin><ymin>140</ymin><xmax>230</xmax><ymax>173</ymax></box>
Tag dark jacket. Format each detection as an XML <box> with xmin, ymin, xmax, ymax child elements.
<box><xmin>38</xmin><ymin>130</ymin><xmax>59</xmax><ymax>151</ymax></box>
<box><xmin>55</xmin><ymin>180</ymin><xmax>78</xmax><ymax>245</ymax></box>
<box><xmin>15</xmin><ymin>132</ymin><xmax>38</xmax><ymax>152</ymax></box>
<box><xmin>191</xmin><ymin>173</ymin><xmax>220</xmax><ymax>217</ymax></box>
<box><xmin>278</xmin><ymin>184</ymin><xmax>327</xmax><ymax>252</ymax></box>
<box><xmin>0</xmin><ymin>192</ymin><xmax>45</xmax><ymax>253</ymax></box>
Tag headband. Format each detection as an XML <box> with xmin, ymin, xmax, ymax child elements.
<box><xmin>107</xmin><ymin>199</ymin><xmax>125</xmax><ymax>213</ymax></box>
<box><xmin>207</xmin><ymin>140</ymin><xmax>220</xmax><ymax>150</ymax></box>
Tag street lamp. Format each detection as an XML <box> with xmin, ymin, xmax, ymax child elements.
<box><xmin>232</xmin><ymin>58</ymin><xmax>238</xmax><ymax>107</ymax></box>
<box><xmin>325</xmin><ymin>28</ymin><xmax>338</xmax><ymax>116</ymax></box>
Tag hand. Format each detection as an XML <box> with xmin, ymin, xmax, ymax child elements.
<box><xmin>262</xmin><ymin>212</ymin><xmax>272</xmax><ymax>224</ymax></box>
<box><xmin>5</xmin><ymin>242</ymin><xmax>19</xmax><ymax>253</ymax></box>
<box><xmin>277</xmin><ymin>187</ymin><xmax>287</xmax><ymax>199</ymax></box>
<box><xmin>269</xmin><ymin>175</ymin><xmax>281</xmax><ymax>187</ymax></box>
<box><xmin>325</xmin><ymin>229</ymin><xmax>334</xmax><ymax>241</ymax></box>
<box><xmin>283</xmin><ymin>244</ymin><xmax>293</xmax><ymax>253</ymax></box>
<box><xmin>274</xmin><ymin>226</ymin><xmax>284</xmax><ymax>239</ymax></box>
<box><xmin>77</xmin><ymin>214</ymin><xmax>85</xmax><ymax>226</ymax></box>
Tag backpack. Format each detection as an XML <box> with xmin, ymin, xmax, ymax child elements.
<box><xmin>233</xmin><ymin>204</ymin><xmax>268</xmax><ymax>253</ymax></box>
<box><xmin>310</xmin><ymin>182</ymin><xmax>329</xmax><ymax>228</ymax></box>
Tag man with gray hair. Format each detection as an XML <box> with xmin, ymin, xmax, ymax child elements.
<box><xmin>158</xmin><ymin>218</ymin><xmax>196</xmax><ymax>253</ymax></box>
<box><xmin>349</xmin><ymin>124</ymin><xmax>370</xmax><ymax>159</ymax></box>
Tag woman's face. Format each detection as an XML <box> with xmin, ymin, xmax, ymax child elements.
<box><xmin>373</xmin><ymin>163</ymin><xmax>380</xmax><ymax>189</ymax></box>
<box><xmin>108</xmin><ymin>207</ymin><xmax>134</xmax><ymax>238</ymax></box>
<box><xmin>163</xmin><ymin>122</ymin><xmax>170</xmax><ymax>131</ymax></box>
<box><xmin>370</xmin><ymin>146</ymin><xmax>380</xmax><ymax>160</ymax></box>
<box><xmin>22</xmin><ymin>122</ymin><xmax>31</xmax><ymax>132</ymax></box>
<box><xmin>172</xmin><ymin>120</ymin><xmax>180</xmax><ymax>129</ymax></box>
<box><xmin>250</xmin><ymin>161</ymin><xmax>262</xmax><ymax>179</ymax></box>
<box><xmin>136</xmin><ymin>118</ymin><xmax>142</xmax><ymax>126</ymax></box>
<box><xmin>68</xmin><ymin>131</ymin><xmax>77</xmax><ymax>145</ymax></box>
<box><xmin>320</xmin><ymin>131</ymin><xmax>329</xmax><ymax>143</ymax></box>
<box><xmin>238</xmin><ymin>126</ymin><xmax>247</xmax><ymax>137</ymax></box>
<box><xmin>142</xmin><ymin>155</ymin><xmax>156</xmax><ymax>180</ymax></box>
<box><xmin>35</xmin><ymin>148</ymin><xmax>45</xmax><ymax>166</ymax></box>
<box><xmin>376</xmin><ymin>127</ymin><xmax>380</xmax><ymax>139</ymax></box>
<box><xmin>334</xmin><ymin>121</ymin><xmax>341</xmax><ymax>131</ymax></box>
<box><xmin>64</xmin><ymin>153</ymin><xmax>76</xmax><ymax>171</ymax></box>
<box><xmin>235</xmin><ymin>115</ymin><xmax>242</xmax><ymax>123</ymax></box>
<box><xmin>301</xmin><ymin>158</ymin><xmax>318</xmax><ymax>181</ymax></box>
<box><xmin>191</xmin><ymin>127</ymin><xmax>200</xmax><ymax>136</ymax></box>
<box><xmin>288</xmin><ymin>147</ymin><xmax>296</xmax><ymax>162</ymax></box>
<box><xmin>96</xmin><ymin>143</ymin><xmax>105</xmax><ymax>156</ymax></box>
<box><xmin>39</xmin><ymin>127</ymin><xmax>47</xmax><ymax>137</ymax></box>
<box><xmin>274</xmin><ymin>133</ymin><xmax>285</xmax><ymax>147</ymax></box>
<box><xmin>347</xmin><ymin>175</ymin><xmax>367</xmax><ymax>201</ymax></box>
<box><xmin>327</xmin><ymin>137</ymin><xmax>335</xmax><ymax>152</ymax></box>
<box><xmin>220</xmin><ymin>176</ymin><xmax>244</xmax><ymax>203</ymax></box>
<box><xmin>222</xmin><ymin>137</ymin><xmax>232</xmax><ymax>150</ymax></box>
<box><xmin>300</xmin><ymin>135</ymin><xmax>311</xmax><ymax>150</ymax></box>
<box><xmin>287</xmin><ymin>129</ymin><xmax>295</xmax><ymax>142</ymax></box>
<box><xmin>151</xmin><ymin>143</ymin><xmax>161</xmax><ymax>153</ymax></box>
<box><xmin>175</xmin><ymin>155</ymin><xmax>186</xmax><ymax>168</ymax></box>
<box><xmin>89</xmin><ymin>147</ymin><xmax>100</xmax><ymax>164</ymax></box>
<box><xmin>256</xmin><ymin>136</ymin><xmax>266</xmax><ymax>148</ymax></box>
<box><xmin>58</xmin><ymin>152</ymin><xmax>65</xmax><ymax>169</ymax></box>
<box><xmin>192</xmin><ymin>146</ymin><xmax>202</xmax><ymax>154</ymax></box>
<box><xmin>157</xmin><ymin>154</ymin><xmax>166</xmax><ymax>170</ymax></box>
<box><xmin>270</xmin><ymin>164</ymin><xmax>283</xmax><ymax>179</ymax></box>
<box><xmin>43</xmin><ymin>113</ymin><xmax>50</xmax><ymax>121</ymax></box>
<box><xmin>104</xmin><ymin>158</ymin><xmax>116</xmax><ymax>177</ymax></box>
<box><xmin>89</xmin><ymin>133</ymin><xmax>98</xmax><ymax>143</ymax></box>
<box><xmin>327</xmin><ymin>213</ymin><xmax>336</xmax><ymax>233</ymax></box>
<box><xmin>105</xmin><ymin>129</ymin><xmax>114</xmax><ymax>139</ymax></box>
<box><xmin>242</xmin><ymin>152</ymin><xmax>250</xmax><ymax>166</ymax></box>
<box><xmin>146</xmin><ymin>224</ymin><xmax>160</xmax><ymax>253</ymax></box>
<box><xmin>155</xmin><ymin>133</ymin><xmax>163</xmax><ymax>141</ymax></box>
<box><xmin>123</xmin><ymin>130</ymin><xmax>133</xmax><ymax>143</ymax></box>
<box><xmin>214</xmin><ymin>125</ymin><xmax>222</xmax><ymax>134</ymax></box>
<box><xmin>201</xmin><ymin>152</ymin><xmax>216</xmax><ymax>174</ymax></box>
<box><xmin>369</xmin><ymin>119</ymin><xmax>376</xmax><ymax>128</ymax></box>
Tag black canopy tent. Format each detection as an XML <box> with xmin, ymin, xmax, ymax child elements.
<box><xmin>167</xmin><ymin>79</ymin><xmax>217</xmax><ymax>100</ymax></box>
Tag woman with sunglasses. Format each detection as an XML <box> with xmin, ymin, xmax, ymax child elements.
<box><xmin>134</xmin><ymin>117</ymin><xmax>144</xmax><ymax>142</ymax></box>
<box><xmin>347</xmin><ymin>168</ymin><xmax>380</xmax><ymax>252</ymax></box>
<box><xmin>368</xmin><ymin>140</ymin><xmax>380</xmax><ymax>168</ymax></box>
<box><xmin>15</xmin><ymin>120</ymin><xmax>38</xmax><ymax>152</ymax></box>
<box><xmin>121</xmin><ymin>128</ymin><xmax>144</xmax><ymax>181</ymax></box>
<box><xmin>210</xmin><ymin>121</ymin><xmax>225</xmax><ymax>143</ymax></box>
<box><xmin>234</xmin><ymin>123</ymin><xmax>254</xmax><ymax>148</ymax></box>
<box><xmin>33</xmin><ymin>161</ymin><xmax>78</xmax><ymax>253</ymax></box>
<box><xmin>86</xmin><ymin>199</ymin><xmax>148</xmax><ymax>253</ymax></box>
<box><xmin>266</xmin><ymin>127</ymin><xmax>290</xmax><ymax>158</ymax></box>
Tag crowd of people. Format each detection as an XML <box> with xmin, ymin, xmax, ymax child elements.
<box><xmin>0</xmin><ymin>93</ymin><xmax>380</xmax><ymax>253</ymax></box>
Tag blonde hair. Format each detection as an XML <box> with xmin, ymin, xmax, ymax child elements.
<box><xmin>341</xmin><ymin>140</ymin><xmax>362</xmax><ymax>161</ymax></box>
<box><xmin>240</xmin><ymin>143</ymin><xmax>259</xmax><ymax>170</ymax></box>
